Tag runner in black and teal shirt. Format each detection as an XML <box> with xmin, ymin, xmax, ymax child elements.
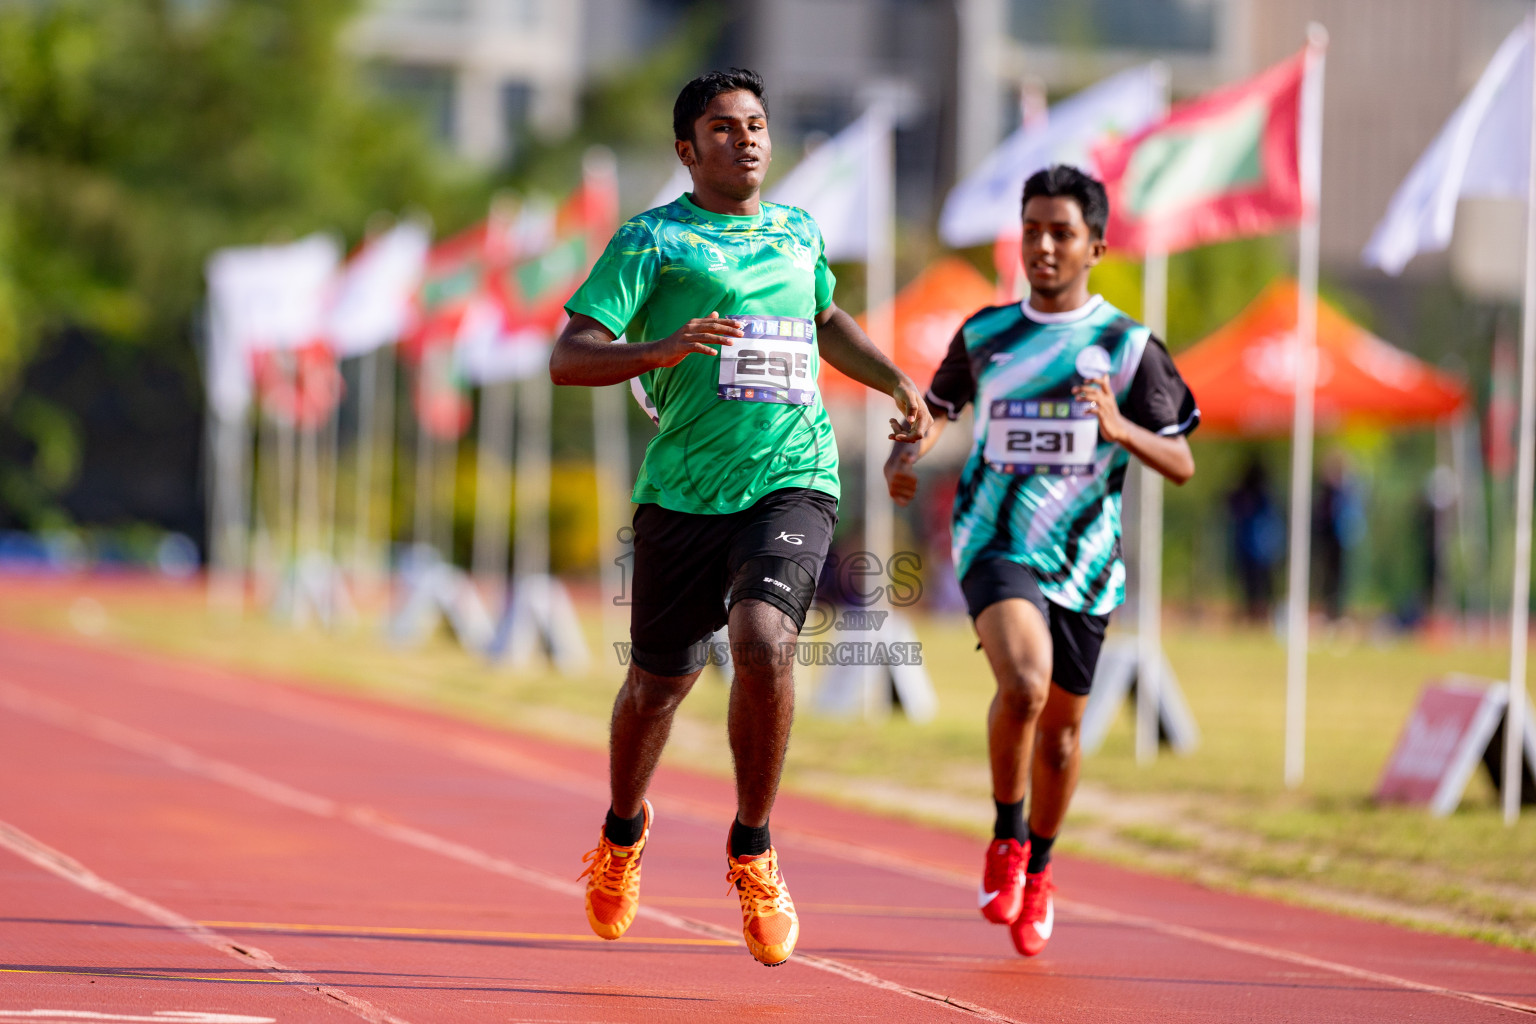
<box><xmin>887</xmin><ymin>165</ymin><xmax>1198</xmax><ymax>959</ymax></box>
<box><xmin>553</xmin><ymin>68</ymin><xmax>931</xmax><ymax>968</ymax></box>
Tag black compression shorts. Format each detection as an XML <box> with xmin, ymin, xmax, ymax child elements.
<box><xmin>959</xmin><ymin>558</ymin><xmax>1109</xmax><ymax>696</ymax></box>
<box><xmin>629</xmin><ymin>487</ymin><xmax>838</xmax><ymax>677</ymax></box>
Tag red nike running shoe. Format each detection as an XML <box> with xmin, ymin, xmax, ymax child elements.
<box><xmin>978</xmin><ymin>838</ymin><xmax>1027</xmax><ymax>924</ymax></box>
<box><xmin>1009</xmin><ymin>864</ymin><xmax>1055</xmax><ymax>957</ymax></box>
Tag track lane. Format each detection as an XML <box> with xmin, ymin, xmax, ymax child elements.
<box><xmin>0</xmin><ymin>677</ymin><xmax>1018</xmax><ymax>1022</ymax></box>
<box><xmin>2</xmin><ymin>627</ymin><xmax>1533</xmax><ymax>1021</ymax></box>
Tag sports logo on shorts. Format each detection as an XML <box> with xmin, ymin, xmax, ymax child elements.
<box><xmin>775</xmin><ymin>532</ymin><xmax>805</xmax><ymax>545</ymax></box>
<box><xmin>1074</xmin><ymin>346</ymin><xmax>1112</xmax><ymax>380</ymax></box>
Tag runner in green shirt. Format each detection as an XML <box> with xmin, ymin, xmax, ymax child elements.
<box><xmin>553</xmin><ymin>68</ymin><xmax>931</xmax><ymax>967</ymax></box>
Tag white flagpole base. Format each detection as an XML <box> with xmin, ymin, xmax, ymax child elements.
<box><xmin>812</xmin><ymin>611</ymin><xmax>937</xmax><ymax>723</ymax></box>
<box><xmin>487</xmin><ymin>573</ymin><xmax>591</xmax><ymax>675</ymax></box>
<box><xmin>386</xmin><ymin>544</ymin><xmax>495</xmax><ymax>651</ymax></box>
<box><xmin>1080</xmin><ymin>635</ymin><xmax>1200</xmax><ymax>756</ymax></box>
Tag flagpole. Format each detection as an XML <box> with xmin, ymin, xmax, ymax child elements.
<box><xmin>352</xmin><ymin>347</ymin><xmax>378</xmax><ymax>586</ymax></box>
<box><xmin>1135</xmin><ymin>62</ymin><xmax>1171</xmax><ymax>765</ymax></box>
<box><xmin>593</xmin><ymin>380</ymin><xmax>631</xmax><ymax>652</ymax></box>
<box><xmin>511</xmin><ymin>369</ymin><xmax>553</xmax><ymax>662</ymax></box>
<box><xmin>1503</xmin><ymin>10</ymin><xmax>1536</xmax><ymax>825</ymax></box>
<box><xmin>413</xmin><ymin>389</ymin><xmax>433</xmax><ymax>552</ymax></box>
<box><xmin>1136</xmin><ymin>250</ymin><xmax>1167</xmax><ymax>764</ymax></box>
<box><xmin>863</xmin><ymin>94</ymin><xmax>897</xmax><ymax>715</ymax></box>
<box><xmin>275</xmin><ymin>356</ymin><xmax>299</xmax><ymax>604</ymax></box>
<box><xmin>472</xmin><ymin>380</ymin><xmax>514</xmax><ymax>607</ymax></box>
<box><xmin>375</xmin><ymin>343</ymin><xmax>398</xmax><ymax>588</ymax></box>
<box><xmin>1284</xmin><ymin>25</ymin><xmax>1328</xmax><ymax>789</ymax></box>
<box><xmin>320</xmin><ymin>362</ymin><xmax>343</xmax><ymax>624</ymax></box>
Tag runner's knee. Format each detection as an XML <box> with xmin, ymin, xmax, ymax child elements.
<box><xmin>621</xmin><ymin>664</ymin><xmax>697</xmax><ymax>716</ymax></box>
<box><xmin>995</xmin><ymin>662</ymin><xmax>1050</xmax><ymax>718</ymax></box>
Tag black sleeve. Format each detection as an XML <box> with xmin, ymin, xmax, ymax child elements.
<box><xmin>1121</xmin><ymin>337</ymin><xmax>1199</xmax><ymax>437</ymax></box>
<box><xmin>924</xmin><ymin>329</ymin><xmax>975</xmax><ymax>421</ymax></box>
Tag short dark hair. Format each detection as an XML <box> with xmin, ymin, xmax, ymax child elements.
<box><xmin>1022</xmin><ymin>165</ymin><xmax>1109</xmax><ymax>240</ymax></box>
<box><xmin>673</xmin><ymin>68</ymin><xmax>768</xmax><ymax>143</ymax></box>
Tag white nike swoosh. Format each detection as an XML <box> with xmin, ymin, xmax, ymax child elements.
<box><xmin>977</xmin><ymin>882</ymin><xmax>1000</xmax><ymax>908</ymax></box>
<box><xmin>1033</xmin><ymin>896</ymin><xmax>1054</xmax><ymax>939</ymax></box>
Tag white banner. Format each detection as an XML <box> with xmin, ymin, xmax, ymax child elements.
<box><xmin>769</xmin><ymin>108</ymin><xmax>892</xmax><ymax>262</ymax></box>
<box><xmin>649</xmin><ymin>163</ymin><xmax>692</xmax><ymax>211</ymax></box>
<box><xmin>326</xmin><ymin>219</ymin><xmax>431</xmax><ymax>357</ymax></box>
<box><xmin>940</xmin><ymin>64</ymin><xmax>1165</xmax><ymax>248</ymax></box>
<box><xmin>1364</xmin><ymin>20</ymin><xmax>1532</xmax><ymax>274</ymax></box>
<box><xmin>205</xmin><ymin>234</ymin><xmax>340</xmax><ymax>418</ymax></box>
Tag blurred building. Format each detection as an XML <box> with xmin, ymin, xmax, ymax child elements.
<box><xmin>715</xmin><ymin>0</ymin><xmax>964</xmax><ymax>226</ymax></box>
<box><xmin>350</xmin><ymin>0</ymin><xmax>1532</xmax><ymax>294</ymax></box>
<box><xmin>349</xmin><ymin>0</ymin><xmax>584</xmax><ymax>163</ymax></box>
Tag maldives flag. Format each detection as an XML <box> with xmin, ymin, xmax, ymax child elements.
<box><xmin>1095</xmin><ymin>46</ymin><xmax>1313</xmax><ymax>254</ymax></box>
<box><xmin>403</xmin><ymin>221</ymin><xmax>501</xmax><ymax>439</ymax></box>
<box><xmin>406</xmin><ymin>220</ymin><xmax>503</xmax><ymax>357</ymax></box>
<box><xmin>490</xmin><ymin>170</ymin><xmax>619</xmax><ymax>336</ymax></box>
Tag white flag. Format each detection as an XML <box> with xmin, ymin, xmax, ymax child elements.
<box><xmin>648</xmin><ymin>163</ymin><xmax>692</xmax><ymax>211</ymax></box>
<box><xmin>940</xmin><ymin>64</ymin><xmax>1166</xmax><ymax>248</ymax></box>
<box><xmin>205</xmin><ymin>234</ymin><xmax>340</xmax><ymax>418</ymax></box>
<box><xmin>1364</xmin><ymin>20</ymin><xmax>1533</xmax><ymax>274</ymax></box>
<box><xmin>769</xmin><ymin>107</ymin><xmax>892</xmax><ymax>262</ymax></box>
<box><xmin>455</xmin><ymin>300</ymin><xmax>551</xmax><ymax>385</ymax></box>
<box><xmin>326</xmin><ymin>219</ymin><xmax>431</xmax><ymax>357</ymax></box>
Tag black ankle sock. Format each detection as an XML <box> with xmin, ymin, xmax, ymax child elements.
<box><xmin>993</xmin><ymin>799</ymin><xmax>1026</xmax><ymax>842</ymax></box>
<box><xmin>1026</xmin><ymin>828</ymin><xmax>1056</xmax><ymax>874</ymax></box>
<box><xmin>729</xmin><ymin>818</ymin><xmax>771</xmax><ymax>858</ymax></box>
<box><xmin>604</xmin><ymin>806</ymin><xmax>646</xmax><ymax>847</ymax></box>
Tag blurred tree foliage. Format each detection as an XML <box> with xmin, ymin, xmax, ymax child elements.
<box><xmin>0</xmin><ymin>0</ymin><xmax>484</xmax><ymax>530</ymax></box>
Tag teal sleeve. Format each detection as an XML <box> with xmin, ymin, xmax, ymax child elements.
<box><xmin>564</xmin><ymin>219</ymin><xmax>660</xmax><ymax>339</ymax></box>
<box><xmin>813</xmin><ymin>229</ymin><xmax>836</xmax><ymax>314</ymax></box>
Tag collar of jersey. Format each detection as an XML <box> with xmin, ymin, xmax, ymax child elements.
<box><xmin>1019</xmin><ymin>294</ymin><xmax>1104</xmax><ymax>325</ymax></box>
<box><xmin>678</xmin><ymin>191</ymin><xmax>764</xmax><ymax>226</ymax></box>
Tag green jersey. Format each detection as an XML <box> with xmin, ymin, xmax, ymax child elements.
<box><xmin>565</xmin><ymin>193</ymin><xmax>841</xmax><ymax>514</ymax></box>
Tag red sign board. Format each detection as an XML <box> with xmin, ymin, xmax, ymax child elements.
<box><xmin>1375</xmin><ymin>677</ymin><xmax>1533</xmax><ymax>816</ymax></box>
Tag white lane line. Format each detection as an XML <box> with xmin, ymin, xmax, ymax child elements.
<box><xmin>18</xmin><ymin>657</ymin><xmax>1536</xmax><ymax>1018</ymax></box>
<box><xmin>0</xmin><ymin>682</ymin><xmax>1028</xmax><ymax>1024</ymax></box>
<box><xmin>0</xmin><ymin>820</ymin><xmax>412</xmax><ymax>1024</ymax></box>
<box><xmin>1070</xmin><ymin>903</ymin><xmax>1536</xmax><ymax>1018</ymax></box>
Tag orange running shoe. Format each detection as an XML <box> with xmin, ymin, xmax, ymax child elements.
<box><xmin>725</xmin><ymin>843</ymin><xmax>799</xmax><ymax>966</ymax></box>
<box><xmin>978</xmin><ymin>838</ymin><xmax>1028</xmax><ymax>924</ymax></box>
<box><xmin>1008</xmin><ymin>864</ymin><xmax>1055</xmax><ymax>957</ymax></box>
<box><xmin>578</xmin><ymin>800</ymin><xmax>651</xmax><ymax>940</ymax></box>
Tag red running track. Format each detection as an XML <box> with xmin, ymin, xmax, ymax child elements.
<box><xmin>0</xmin><ymin>626</ymin><xmax>1532</xmax><ymax>1023</ymax></box>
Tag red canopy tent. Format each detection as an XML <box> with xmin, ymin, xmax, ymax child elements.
<box><xmin>819</xmin><ymin>257</ymin><xmax>996</xmax><ymax>403</ymax></box>
<box><xmin>1176</xmin><ymin>279</ymin><xmax>1468</xmax><ymax>435</ymax></box>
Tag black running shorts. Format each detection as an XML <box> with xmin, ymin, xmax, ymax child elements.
<box><xmin>959</xmin><ymin>558</ymin><xmax>1109</xmax><ymax>696</ymax></box>
<box><xmin>629</xmin><ymin>487</ymin><xmax>838</xmax><ymax>677</ymax></box>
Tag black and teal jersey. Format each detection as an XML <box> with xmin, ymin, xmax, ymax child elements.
<box><xmin>925</xmin><ymin>295</ymin><xmax>1199</xmax><ymax>615</ymax></box>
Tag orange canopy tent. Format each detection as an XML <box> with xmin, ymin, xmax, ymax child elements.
<box><xmin>820</xmin><ymin>257</ymin><xmax>996</xmax><ymax>402</ymax></box>
<box><xmin>1176</xmin><ymin>279</ymin><xmax>1468</xmax><ymax>436</ymax></box>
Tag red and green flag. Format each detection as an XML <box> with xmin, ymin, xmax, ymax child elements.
<box><xmin>403</xmin><ymin>221</ymin><xmax>499</xmax><ymax>439</ymax></box>
<box><xmin>1095</xmin><ymin>48</ymin><xmax>1310</xmax><ymax>254</ymax></box>
<box><xmin>489</xmin><ymin>172</ymin><xmax>619</xmax><ymax>336</ymax></box>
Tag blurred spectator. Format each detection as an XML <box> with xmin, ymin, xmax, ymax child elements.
<box><xmin>1415</xmin><ymin>465</ymin><xmax>1458</xmax><ymax>626</ymax></box>
<box><xmin>1227</xmin><ymin>459</ymin><xmax>1283</xmax><ymax>623</ymax></box>
<box><xmin>1312</xmin><ymin>453</ymin><xmax>1364</xmax><ymax>621</ymax></box>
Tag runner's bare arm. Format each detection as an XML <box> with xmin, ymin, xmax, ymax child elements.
<box><xmin>814</xmin><ymin>303</ymin><xmax>933</xmax><ymax>443</ymax></box>
<box><xmin>1073</xmin><ymin>376</ymin><xmax>1195</xmax><ymax>484</ymax></box>
<box><xmin>549</xmin><ymin>312</ymin><xmax>744</xmax><ymax>387</ymax></box>
<box><xmin>883</xmin><ymin>417</ymin><xmax>949</xmax><ymax>507</ymax></box>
